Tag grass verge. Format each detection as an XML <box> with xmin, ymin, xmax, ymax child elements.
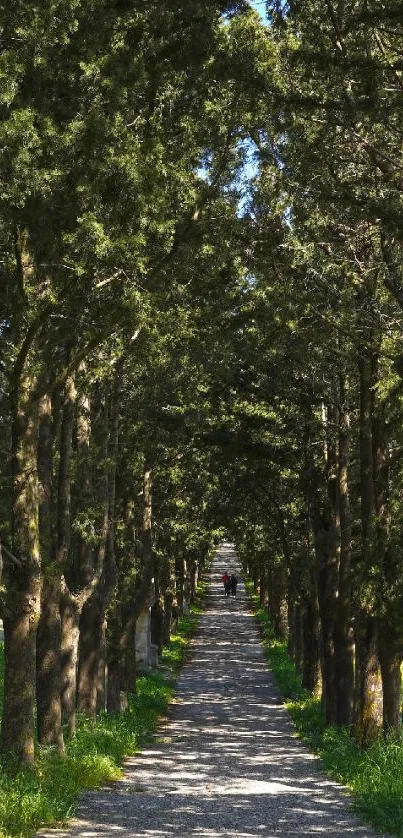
<box><xmin>247</xmin><ymin>582</ymin><xmax>403</xmax><ymax>837</ymax></box>
<box><xmin>0</xmin><ymin>590</ymin><xmax>204</xmax><ymax>838</ymax></box>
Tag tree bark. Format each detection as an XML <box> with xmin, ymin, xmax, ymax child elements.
<box><xmin>188</xmin><ymin>552</ymin><xmax>198</xmax><ymax>603</ymax></box>
<box><xmin>1</xmin><ymin>376</ymin><xmax>41</xmax><ymax>764</ymax></box>
<box><xmin>353</xmin><ymin>614</ymin><xmax>383</xmax><ymax>747</ymax></box>
<box><xmin>312</xmin><ymin>403</ymin><xmax>340</xmax><ymax>725</ymax></box>
<box><xmin>37</xmin><ymin>576</ymin><xmax>64</xmax><ymax>750</ymax></box>
<box><xmin>107</xmin><ymin>460</ymin><xmax>154</xmax><ymax>712</ymax></box>
<box><xmin>372</xmin><ymin>405</ymin><xmax>402</xmax><ymax>733</ymax></box>
<box><xmin>96</xmin><ymin>619</ymin><xmax>107</xmax><ymax>713</ymax></box>
<box><xmin>56</xmin><ymin>375</ymin><xmax>76</xmax><ymax>569</ymax></box>
<box><xmin>293</xmin><ymin>602</ymin><xmax>303</xmax><ymax>674</ymax></box>
<box><xmin>378</xmin><ymin>620</ymin><xmax>402</xmax><ymax>733</ymax></box>
<box><xmin>77</xmin><ymin>369</ymin><xmax>120</xmax><ymax>715</ymax></box>
<box><xmin>301</xmin><ymin>565</ymin><xmax>321</xmax><ymax>693</ymax></box>
<box><xmin>151</xmin><ymin>547</ymin><xmax>165</xmax><ymax>653</ymax></box>
<box><xmin>74</xmin><ymin>386</ymin><xmax>93</xmax><ymax>587</ymax></box>
<box><xmin>77</xmin><ymin>587</ymin><xmax>107</xmax><ymax>716</ymax></box>
<box><xmin>106</xmin><ymin>599</ymin><xmax>136</xmax><ymax>713</ymax></box>
<box><xmin>272</xmin><ymin>560</ymin><xmax>288</xmax><ymax>639</ymax></box>
<box><xmin>60</xmin><ymin>590</ymin><xmax>81</xmax><ymax>735</ymax></box>
<box><xmin>353</xmin><ymin>353</ymin><xmax>383</xmax><ymax>745</ymax></box>
<box><xmin>175</xmin><ymin>550</ymin><xmax>186</xmax><ymax>614</ymax></box>
<box><xmin>334</xmin><ymin>383</ymin><xmax>354</xmax><ymax>726</ymax></box>
<box><xmin>259</xmin><ymin>559</ymin><xmax>266</xmax><ymax>607</ymax></box>
<box><xmin>37</xmin><ymin>375</ymin><xmax>76</xmax><ymax>747</ymax></box>
<box><xmin>164</xmin><ymin>589</ymin><xmax>175</xmax><ymax>644</ymax></box>
<box><xmin>60</xmin><ymin>376</ymin><xmax>92</xmax><ymax>731</ymax></box>
<box><xmin>36</xmin><ymin>393</ymin><xmax>64</xmax><ymax>752</ymax></box>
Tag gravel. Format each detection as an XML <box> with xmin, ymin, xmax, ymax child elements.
<box><xmin>37</xmin><ymin>542</ymin><xmax>386</xmax><ymax>838</ymax></box>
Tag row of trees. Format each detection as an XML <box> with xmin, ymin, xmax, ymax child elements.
<box><xmin>0</xmin><ymin>0</ymin><xmax>272</xmax><ymax>764</ymax></box>
<box><xmin>231</xmin><ymin>0</ymin><xmax>403</xmax><ymax>746</ymax></box>
<box><xmin>2</xmin><ymin>0</ymin><xmax>403</xmax><ymax>767</ymax></box>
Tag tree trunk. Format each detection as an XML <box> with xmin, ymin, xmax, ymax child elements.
<box><xmin>106</xmin><ymin>658</ymin><xmax>126</xmax><ymax>714</ymax></box>
<box><xmin>188</xmin><ymin>553</ymin><xmax>198</xmax><ymax>603</ymax></box>
<box><xmin>353</xmin><ymin>614</ymin><xmax>383</xmax><ymax>747</ymax></box>
<box><xmin>77</xmin><ymin>370</ymin><xmax>120</xmax><ymax>715</ymax></box>
<box><xmin>315</xmin><ymin>403</ymin><xmax>340</xmax><ymax>726</ymax></box>
<box><xmin>76</xmin><ymin>394</ymin><xmax>109</xmax><ymax>716</ymax></box>
<box><xmin>372</xmin><ymin>405</ymin><xmax>402</xmax><ymax>733</ymax></box>
<box><xmin>334</xmin><ymin>385</ymin><xmax>354</xmax><ymax>726</ymax></box>
<box><xmin>60</xmin><ymin>377</ymin><xmax>92</xmax><ymax>732</ymax></box>
<box><xmin>1</xmin><ymin>381</ymin><xmax>41</xmax><ymax>764</ymax></box>
<box><xmin>107</xmin><ymin>461</ymin><xmax>154</xmax><ymax>712</ymax></box>
<box><xmin>378</xmin><ymin>620</ymin><xmax>402</xmax><ymax>734</ymax></box>
<box><xmin>128</xmin><ymin>467</ymin><xmax>155</xmax><ymax>620</ymax></box>
<box><xmin>274</xmin><ymin>575</ymin><xmax>288</xmax><ymax>639</ymax></box>
<box><xmin>37</xmin><ymin>575</ymin><xmax>64</xmax><ymax>750</ymax></box>
<box><xmin>107</xmin><ymin>602</ymin><xmax>136</xmax><ymax>713</ymax></box>
<box><xmin>77</xmin><ymin>588</ymin><xmax>107</xmax><ymax>716</ymax></box>
<box><xmin>74</xmin><ymin>385</ymin><xmax>93</xmax><ymax>588</ymax></box>
<box><xmin>152</xmin><ymin>550</ymin><xmax>170</xmax><ymax>651</ymax></box>
<box><xmin>106</xmin><ymin>492</ymin><xmax>137</xmax><ymax>711</ymax></box>
<box><xmin>125</xmin><ymin>623</ymin><xmax>137</xmax><ymax>697</ymax></box>
<box><xmin>60</xmin><ymin>591</ymin><xmax>81</xmax><ymax>735</ymax></box>
<box><xmin>151</xmin><ymin>599</ymin><xmax>165</xmax><ymax>652</ymax></box>
<box><xmin>353</xmin><ymin>353</ymin><xmax>383</xmax><ymax>745</ymax></box>
<box><xmin>37</xmin><ymin>375</ymin><xmax>76</xmax><ymax>747</ymax></box>
<box><xmin>169</xmin><ymin>548</ymin><xmax>179</xmax><ymax>636</ymax></box>
<box><xmin>259</xmin><ymin>560</ymin><xmax>266</xmax><ymax>607</ymax></box>
<box><xmin>183</xmin><ymin>557</ymin><xmax>191</xmax><ymax>613</ymax></box>
<box><xmin>359</xmin><ymin>355</ymin><xmax>375</xmax><ymax>543</ymax></box>
<box><xmin>96</xmin><ymin>620</ymin><xmax>107</xmax><ymax>713</ymax></box>
<box><xmin>175</xmin><ymin>551</ymin><xmax>185</xmax><ymax>614</ymax></box>
<box><xmin>36</xmin><ymin>393</ymin><xmax>64</xmax><ymax>752</ymax></box>
<box><xmin>293</xmin><ymin>602</ymin><xmax>303</xmax><ymax>673</ymax></box>
<box><xmin>56</xmin><ymin>375</ymin><xmax>76</xmax><ymax>569</ymax></box>
<box><xmin>301</xmin><ymin>568</ymin><xmax>321</xmax><ymax>694</ymax></box>
<box><xmin>252</xmin><ymin>560</ymin><xmax>259</xmax><ymax>594</ymax></box>
<box><xmin>164</xmin><ymin>589</ymin><xmax>174</xmax><ymax>645</ymax></box>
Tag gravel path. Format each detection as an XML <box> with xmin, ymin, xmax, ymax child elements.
<box><xmin>39</xmin><ymin>542</ymin><xmax>385</xmax><ymax>838</ymax></box>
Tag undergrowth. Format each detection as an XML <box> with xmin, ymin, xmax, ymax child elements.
<box><xmin>0</xmin><ymin>581</ymin><xmax>204</xmax><ymax>838</ymax></box>
<box><xmin>247</xmin><ymin>581</ymin><xmax>403</xmax><ymax>837</ymax></box>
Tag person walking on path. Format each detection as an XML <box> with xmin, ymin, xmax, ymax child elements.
<box><xmin>230</xmin><ymin>572</ymin><xmax>238</xmax><ymax>596</ymax></box>
<box><xmin>222</xmin><ymin>570</ymin><xmax>231</xmax><ymax>597</ymax></box>
<box><xmin>37</xmin><ymin>541</ymin><xmax>387</xmax><ymax>838</ymax></box>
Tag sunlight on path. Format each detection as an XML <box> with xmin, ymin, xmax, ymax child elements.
<box><xmin>37</xmin><ymin>542</ymin><xmax>385</xmax><ymax>838</ymax></box>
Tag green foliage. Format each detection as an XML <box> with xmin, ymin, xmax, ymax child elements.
<box><xmin>0</xmin><ymin>670</ymin><xmax>169</xmax><ymax>838</ymax></box>
<box><xmin>0</xmin><ymin>647</ymin><xmax>4</xmax><ymax>717</ymax></box>
<box><xmin>0</xmin><ymin>602</ymin><xmax>200</xmax><ymax>838</ymax></box>
<box><xmin>246</xmin><ymin>580</ymin><xmax>305</xmax><ymax>700</ymax></box>
<box><xmin>161</xmin><ymin>575</ymin><xmax>207</xmax><ymax>674</ymax></box>
<box><xmin>267</xmin><ymin>643</ymin><xmax>305</xmax><ymax>702</ymax></box>
<box><xmin>161</xmin><ymin>615</ymin><xmax>197</xmax><ymax>673</ymax></box>
<box><xmin>0</xmin><ymin>559</ymin><xmax>208</xmax><ymax>837</ymax></box>
<box><xmin>252</xmin><ymin>597</ymin><xmax>403</xmax><ymax>837</ymax></box>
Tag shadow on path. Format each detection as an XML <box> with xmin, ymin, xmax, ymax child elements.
<box><xmin>38</xmin><ymin>542</ymin><xmax>385</xmax><ymax>838</ymax></box>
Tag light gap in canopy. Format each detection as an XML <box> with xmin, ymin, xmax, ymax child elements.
<box><xmin>221</xmin><ymin>1</ymin><xmax>270</xmax><ymax>24</ymax></box>
<box><xmin>248</xmin><ymin>0</ymin><xmax>269</xmax><ymax>23</ymax></box>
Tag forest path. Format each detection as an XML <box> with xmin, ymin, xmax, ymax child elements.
<box><xmin>39</xmin><ymin>542</ymin><xmax>384</xmax><ymax>838</ymax></box>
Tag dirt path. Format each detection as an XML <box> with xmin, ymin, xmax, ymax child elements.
<box><xmin>39</xmin><ymin>542</ymin><xmax>385</xmax><ymax>837</ymax></box>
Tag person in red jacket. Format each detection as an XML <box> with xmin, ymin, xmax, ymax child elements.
<box><xmin>222</xmin><ymin>571</ymin><xmax>231</xmax><ymax>597</ymax></box>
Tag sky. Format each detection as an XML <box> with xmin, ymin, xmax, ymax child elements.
<box><xmin>248</xmin><ymin>0</ymin><xmax>269</xmax><ymax>22</ymax></box>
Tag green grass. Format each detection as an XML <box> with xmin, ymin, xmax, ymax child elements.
<box><xmin>247</xmin><ymin>581</ymin><xmax>403</xmax><ymax>837</ymax></box>
<box><xmin>0</xmin><ymin>672</ymin><xmax>171</xmax><ymax>838</ymax></box>
<box><xmin>161</xmin><ymin>613</ymin><xmax>198</xmax><ymax>673</ymax></box>
<box><xmin>0</xmin><ymin>585</ymin><xmax>205</xmax><ymax>838</ymax></box>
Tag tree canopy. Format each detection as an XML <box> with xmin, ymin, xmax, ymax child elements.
<box><xmin>1</xmin><ymin>0</ymin><xmax>403</xmax><ymax>770</ymax></box>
